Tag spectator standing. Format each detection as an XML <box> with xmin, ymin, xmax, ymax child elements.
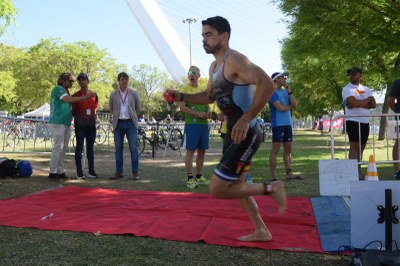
<box><xmin>48</xmin><ymin>73</ymin><xmax>96</xmax><ymax>179</ymax></box>
<box><xmin>72</xmin><ymin>73</ymin><xmax>99</xmax><ymax>179</ymax></box>
<box><xmin>342</xmin><ymin>67</ymin><xmax>376</xmax><ymax>180</ymax></box>
<box><xmin>178</xmin><ymin>66</ymin><xmax>211</xmax><ymax>189</ymax></box>
<box><xmin>268</xmin><ymin>72</ymin><xmax>301</xmax><ymax>180</ymax></box>
<box><xmin>109</xmin><ymin>72</ymin><xmax>141</xmax><ymax>180</ymax></box>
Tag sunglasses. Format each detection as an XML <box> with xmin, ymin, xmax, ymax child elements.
<box><xmin>69</xmin><ymin>80</ymin><xmax>75</xmax><ymax>83</ymax></box>
<box><xmin>188</xmin><ymin>70</ymin><xmax>199</xmax><ymax>76</ymax></box>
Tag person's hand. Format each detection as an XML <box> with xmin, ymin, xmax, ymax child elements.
<box><xmin>86</xmin><ymin>91</ymin><xmax>96</xmax><ymax>99</ymax></box>
<box><xmin>230</xmin><ymin>116</ymin><xmax>250</xmax><ymax>144</ymax></box>
<box><xmin>367</xmin><ymin>98</ymin><xmax>375</xmax><ymax>109</ymax></box>
<box><xmin>164</xmin><ymin>89</ymin><xmax>181</xmax><ymax>102</ymax></box>
<box><xmin>197</xmin><ymin>112</ymin><xmax>210</xmax><ymax>119</ymax></box>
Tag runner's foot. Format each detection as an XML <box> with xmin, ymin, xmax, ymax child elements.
<box><xmin>237</xmin><ymin>230</ymin><xmax>272</xmax><ymax>242</ymax></box>
<box><xmin>269</xmin><ymin>180</ymin><xmax>287</xmax><ymax>215</ymax></box>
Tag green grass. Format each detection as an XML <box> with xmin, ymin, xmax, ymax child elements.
<box><xmin>1</xmin><ymin>129</ymin><xmax>387</xmax><ymax>265</ymax></box>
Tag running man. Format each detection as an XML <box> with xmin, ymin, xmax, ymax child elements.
<box><xmin>166</xmin><ymin>16</ymin><xmax>286</xmax><ymax>242</ymax></box>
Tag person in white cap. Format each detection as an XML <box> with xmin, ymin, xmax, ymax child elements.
<box><xmin>268</xmin><ymin>72</ymin><xmax>301</xmax><ymax>180</ymax></box>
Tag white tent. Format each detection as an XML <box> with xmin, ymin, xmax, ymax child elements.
<box><xmin>23</xmin><ymin>103</ymin><xmax>50</xmax><ymax>120</ymax></box>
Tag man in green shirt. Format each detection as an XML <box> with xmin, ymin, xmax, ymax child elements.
<box><xmin>179</xmin><ymin>66</ymin><xmax>211</xmax><ymax>189</ymax></box>
<box><xmin>48</xmin><ymin>73</ymin><xmax>96</xmax><ymax>179</ymax></box>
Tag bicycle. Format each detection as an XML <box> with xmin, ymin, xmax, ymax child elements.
<box><xmin>5</xmin><ymin>120</ymin><xmax>35</xmax><ymax>147</ymax></box>
<box><xmin>71</xmin><ymin>122</ymin><xmax>108</xmax><ymax>148</ymax></box>
<box><xmin>261</xmin><ymin>122</ymin><xmax>272</xmax><ymax>142</ymax></box>
<box><xmin>137</xmin><ymin>124</ymin><xmax>160</xmax><ymax>158</ymax></box>
<box><xmin>156</xmin><ymin>123</ymin><xmax>183</xmax><ymax>150</ymax></box>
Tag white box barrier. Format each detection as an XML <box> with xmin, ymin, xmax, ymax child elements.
<box><xmin>351</xmin><ymin>181</ymin><xmax>400</xmax><ymax>249</ymax></box>
<box><xmin>319</xmin><ymin>159</ymin><xmax>359</xmax><ymax>196</ymax></box>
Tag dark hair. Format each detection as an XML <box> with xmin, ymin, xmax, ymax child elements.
<box><xmin>117</xmin><ymin>72</ymin><xmax>129</xmax><ymax>81</ymax></box>
<box><xmin>202</xmin><ymin>16</ymin><xmax>231</xmax><ymax>39</ymax></box>
<box><xmin>347</xmin><ymin>67</ymin><xmax>363</xmax><ymax>75</ymax></box>
<box><xmin>57</xmin><ymin>72</ymin><xmax>72</xmax><ymax>85</ymax></box>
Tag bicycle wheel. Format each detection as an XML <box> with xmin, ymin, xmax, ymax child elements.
<box><xmin>169</xmin><ymin>128</ymin><xmax>183</xmax><ymax>150</ymax></box>
<box><xmin>264</xmin><ymin>128</ymin><xmax>272</xmax><ymax>140</ymax></box>
<box><xmin>137</xmin><ymin>136</ymin><xmax>145</xmax><ymax>155</ymax></box>
<box><xmin>157</xmin><ymin>131</ymin><xmax>166</xmax><ymax>149</ymax></box>
<box><xmin>95</xmin><ymin>128</ymin><xmax>107</xmax><ymax>145</ymax></box>
<box><xmin>5</xmin><ymin>132</ymin><xmax>20</xmax><ymax>147</ymax></box>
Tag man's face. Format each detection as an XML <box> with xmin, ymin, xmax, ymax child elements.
<box><xmin>202</xmin><ymin>25</ymin><xmax>223</xmax><ymax>54</ymax></box>
<box><xmin>187</xmin><ymin>68</ymin><xmax>200</xmax><ymax>86</ymax></box>
<box><xmin>349</xmin><ymin>72</ymin><xmax>362</xmax><ymax>84</ymax></box>
<box><xmin>64</xmin><ymin>76</ymin><xmax>75</xmax><ymax>89</ymax></box>
<box><xmin>77</xmin><ymin>77</ymin><xmax>88</xmax><ymax>88</ymax></box>
<box><xmin>276</xmin><ymin>76</ymin><xmax>287</xmax><ymax>86</ymax></box>
<box><xmin>119</xmin><ymin>77</ymin><xmax>129</xmax><ymax>88</ymax></box>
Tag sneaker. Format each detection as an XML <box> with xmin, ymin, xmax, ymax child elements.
<box><xmin>111</xmin><ymin>172</ymin><xmax>123</xmax><ymax>180</ymax></box>
<box><xmin>48</xmin><ymin>173</ymin><xmax>68</xmax><ymax>180</ymax></box>
<box><xmin>58</xmin><ymin>173</ymin><xmax>68</xmax><ymax>179</ymax></box>
<box><xmin>87</xmin><ymin>172</ymin><xmax>98</xmax><ymax>179</ymax></box>
<box><xmin>76</xmin><ymin>174</ymin><xmax>86</xmax><ymax>180</ymax></box>
<box><xmin>394</xmin><ymin>170</ymin><xmax>400</xmax><ymax>179</ymax></box>
<box><xmin>186</xmin><ymin>178</ymin><xmax>198</xmax><ymax>189</ymax></box>
<box><xmin>132</xmin><ymin>173</ymin><xmax>140</xmax><ymax>180</ymax></box>
<box><xmin>196</xmin><ymin>176</ymin><xmax>210</xmax><ymax>185</ymax></box>
<box><xmin>48</xmin><ymin>173</ymin><xmax>61</xmax><ymax>179</ymax></box>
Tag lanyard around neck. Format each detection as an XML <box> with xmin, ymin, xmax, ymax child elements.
<box><xmin>118</xmin><ymin>89</ymin><xmax>128</xmax><ymax>105</ymax></box>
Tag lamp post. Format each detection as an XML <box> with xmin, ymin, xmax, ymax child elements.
<box><xmin>182</xmin><ymin>18</ymin><xmax>197</xmax><ymax>66</ymax></box>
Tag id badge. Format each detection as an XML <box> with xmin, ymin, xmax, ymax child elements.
<box><xmin>86</xmin><ymin>109</ymin><xmax>91</xmax><ymax>115</ymax></box>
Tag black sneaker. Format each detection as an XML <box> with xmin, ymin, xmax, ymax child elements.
<box><xmin>48</xmin><ymin>173</ymin><xmax>67</xmax><ymax>180</ymax></box>
<box><xmin>48</xmin><ymin>173</ymin><xmax>59</xmax><ymax>179</ymax></box>
<box><xmin>58</xmin><ymin>173</ymin><xmax>68</xmax><ymax>179</ymax></box>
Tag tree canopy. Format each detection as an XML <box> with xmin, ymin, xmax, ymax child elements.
<box><xmin>274</xmin><ymin>0</ymin><xmax>400</xmax><ymax>119</ymax></box>
<box><xmin>0</xmin><ymin>0</ymin><xmax>17</xmax><ymax>36</ymax></box>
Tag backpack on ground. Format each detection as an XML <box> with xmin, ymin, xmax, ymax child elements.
<box><xmin>0</xmin><ymin>158</ymin><xmax>18</xmax><ymax>178</ymax></box>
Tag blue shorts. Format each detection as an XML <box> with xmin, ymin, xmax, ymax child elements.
<box><xmin>184</xmin><ymin>124</ymin><xmax>209</xmax><ymax>150</ymax></box>
<box><xmin>272</xmin><ymin>125</ymin><xmax>293</xmax><ymax>142</ymax></box>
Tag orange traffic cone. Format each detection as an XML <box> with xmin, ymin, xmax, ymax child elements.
<box><xmin>365</xmin><ymin>154</ymin><xmax>379</xmax><ymax>181</ymax></box>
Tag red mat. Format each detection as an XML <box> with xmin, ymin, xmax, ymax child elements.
<box><xmin>0</xmin><ymin>186</ymin><xmax>322</xmax><ymax>252</ymax></box>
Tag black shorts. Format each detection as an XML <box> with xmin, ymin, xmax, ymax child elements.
<box><xmin>215</xmin><ymin>125</ymin><xmax>262</xmax><ymax>181</ymax></box>
<box><xmin>346</xmin><ymin>120</ymin><xmax>369</xmax><ymax>144</ymax></box>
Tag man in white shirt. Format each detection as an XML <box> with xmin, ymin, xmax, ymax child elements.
<box><xmin>342</xmin><ymin>67</ymin><xmax>376</xmax><ymax>180</ymax></box>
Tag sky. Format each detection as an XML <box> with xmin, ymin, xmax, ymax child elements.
<box><xmin>2</xmin><ymin>0</ymin><xmax>289</xmax><ymax>79</ymax></box>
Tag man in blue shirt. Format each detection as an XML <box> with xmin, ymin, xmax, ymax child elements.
<box><xmin>268</xmin><ymin>72</ymin><xmax>301</xmax><ymax>180</ymax></box>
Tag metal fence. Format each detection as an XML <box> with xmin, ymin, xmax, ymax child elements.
<box><xmin>0</xmin><ymin>117</ymin><xmax>223</xmax><ymax>155</ymax></box>
<box><xmin>329</xmin><ymin>113</ymin><xmax>400</xmax><ymax>165</ymax></box>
